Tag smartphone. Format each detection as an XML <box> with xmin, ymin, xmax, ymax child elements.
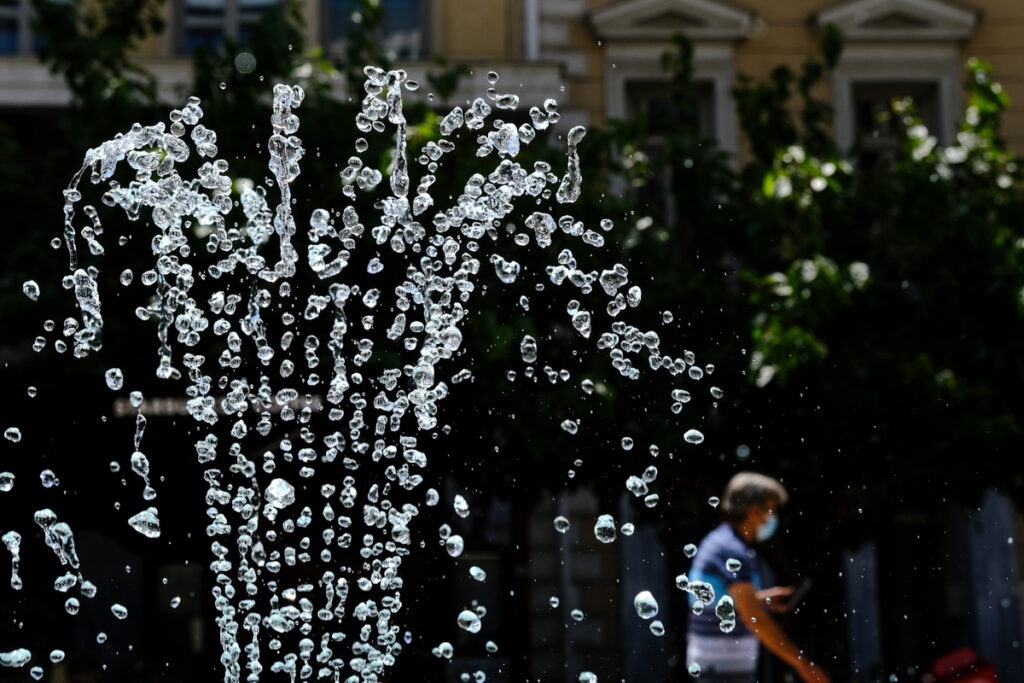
<box><xmin>784</xmin><ymin>578</ymin><xmax>813</xmax><ymax>612</ymax></box>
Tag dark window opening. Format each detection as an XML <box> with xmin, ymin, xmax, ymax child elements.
<box><xmin>626</xmin><ymin>79</ymin><xmax>715</xmax><ymax>140</ymax></box>
<box><xmin>324</xmin><ymin>0</ymin><xmax>427</xmax><ymax>61</ymax></box>
<box><xmin>852</xmin><ymin>80</ymin><xmax>940</xmax><ymax>167</ymax></box>
<box><xmin>181</xmin><ymin>0</ymin><xmax>278</xmax><ymax>55</ymax></box>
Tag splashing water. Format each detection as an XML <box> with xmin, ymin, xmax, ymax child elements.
<box><xmin>2</xmin><ymin>531</ymin><xmax>23</xmax><ymax>590</ymax></box>
<box><xmin>6</xmin><ymin>64</ymin><xmax>723</xmax><ymax>681</ymax></box>
<box><xmin>0</xmin><ymin>648</ymin><xmax>32</xmax><ymax>668</ymax></box>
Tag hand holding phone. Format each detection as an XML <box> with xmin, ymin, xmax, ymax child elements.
<box><xmin>782</xmin><ymin>578</ymin><xmax>813</xmax><ymax>612</ymax></box>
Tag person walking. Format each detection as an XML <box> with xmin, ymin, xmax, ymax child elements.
<box><xmin>686</xmin><ymin>472</ymin><xmax>831</xmax><ymax>683</ymax></box>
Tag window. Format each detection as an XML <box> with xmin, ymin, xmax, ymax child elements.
<box><xmin>323</xmin><ymin>0</ymin><xmax>428</xmax><ymax>61</ymax></box>
<box><xmin>602</xmin><ymin>43</ymin><xmax>739</xmax><ymax>158</ymax></box>
<box><xmin>625</xmin><ymin>79</ymin><xmax>716</xmax><ymax>140</ymax></box>
<box><xmin>590</xmin><ymin>0</ymin><xmax>755</xmax><ymax>160</ymax></box>
<box><xmin>620</xmin><ymin>79</ymin><xmax>717</xmax><ymax>227</ymax></box>
<box><xmin>814</xmin><ymin>0</ymin><xmax>978</xmax><ymax>156</ymax></box>
<box><xmin>0</xmin><ymin>0</ymin><xmax>32</xmax><ymax>56</ymax></box>
<box><xmin>852</xmin><ymin>80</ymin><xmax>940</xmax><ymax>166</ymax></box>
<box><xmin>180</xmin><ymin>0</ymin><xmax>279</xmax><ymax>55</ymax></box>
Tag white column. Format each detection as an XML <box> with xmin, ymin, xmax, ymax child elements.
<box><xmin>523</xmin><ymin>0</ymin><xmax>539</xmax><ymax>60</ymax></box>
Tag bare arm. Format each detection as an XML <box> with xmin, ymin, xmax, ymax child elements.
<box><xmin>729</xmin><ymin>582</ymin><xmax>831</xmax><ymax>683</ymax></box>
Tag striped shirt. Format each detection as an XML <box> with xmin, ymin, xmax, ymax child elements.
<box><xmin>687</xmin><ymin>523</ymin><xmax>761</xmax><ymax>641</ymax></box>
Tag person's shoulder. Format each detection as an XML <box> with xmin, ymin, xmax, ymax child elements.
<box><xmin>702</xmin><ymin>523</ymin><xmax>746</xmax><ymax>555</ymax></box>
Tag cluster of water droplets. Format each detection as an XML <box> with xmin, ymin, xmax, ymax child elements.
<box><xmin>2</xmin><ymin>64</ymin><xmax>728</xmax><ymax>681</ymax></box>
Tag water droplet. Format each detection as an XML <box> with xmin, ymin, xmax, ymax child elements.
<box><xmin>650</xmin><ymin>619</ymin><xmax>665</xmax><ymax>636</ymax></box>
<box><xmin>469</xmin><ymin>566</ymin><xmax>486</xmax><ymax>582</ymax></box>
<box><xmin>548</xmin><ymin>595</ymin><xmax>559</xmax><ymax>608</ymax></box>
<box><xmin>570</xmin><ymin>608</ymin><xmax>584</xmax><ymax>622</ymax></box>
<box><xmin>710</xmin><ymin>386</ymin><xmax>724</xmax><ymax>399</ymax></box>
<box><xmin>110</xmin><ymin>603</ymin><xmax>128</xmax><ymax>620</ymax></box>
<box><xmin>22</xmin><ymin>281</ymin><xmax>39</xmax><ymax>301</ymax></box>
<box><xmin>688</xmin><ymin>662</ymin><xmax>702</xmax><ymax>677</ymax></box>
<box><xmin>128</xmin><ymin>508</ymin><xmax>161</xmax><ymax>538</ymax></box>
<box><xmin>0</xmin><ymin>473</ymin><xmax>13</xmax><ymax>492</ymax></box>
<box><xmin>485</xmin><ymin>641</ymin><xmax>498</xmax><ymax>654</ymax></box>
<box><xmin>520</xmin><ymin>334</ymin><xmax>538</xmax><ymax>363</ymax></box>
<box><xmin>620</xmin><ymin>522</ymin><xmax>635</xmax><ymax>536</ymax></box>
<box><xmin>684</xmin><ymin>544</ymin><xmax>697</xmax><ymax>558</ymax></box>
<box><xmin>621</xmin><ymin>436</ymin><xmax>634</xmax><ymax>451</ymax></box>
<box><xmin>234</xmin><ymin>52</ymin><xmax>256</xmax><ymax>73</ymax></box>
<box><xmin>445</xmin><ymin>534</ymin><xmax>464</xmax><ymax>557</ymax></box>
<box><xmin>715</xmin><ymin>595</ymin><xmax>737</xmax><ymax>633</ymax></box>
<box><xmin>0</xmin><ymin>649</ymin><xmax>31</xmax><ymax>669</ymax></box>
<box><xmin>672</xmin><ymin>389</ymin><xmax>692</xmax><ymax>403</ymax></box>
<box><xmin>725</xmin><ymin>558</ymin><xmax>742</xmax><ymax>573</ymax></box>
<box><xmin>170</xmin><ymin>596</ymin><xmax>181</xmax><ymax>608</ymax></box>
<box><xmin>457</xmin><ymin>609</ymin><xmax>482</xmax><ymax>633</ymax></box>
<box><xmin>684</xmin><ymin>429</ymin><xmax>704</xmax><ymax>445</ymax></box>
<box><xmin>594</xmin><ymin>514</ymin><xmax>616</xmax><ymax>543</ymax></box>
<box><xmin>626</xmin><ymin>475</ymin><xmax>648</xmax><ymax>497</ymax></box>
<box><xmin>553</xmin><ymin>516</ymin><xmax>570</xmax><ymax>533</ymax></box>
<box><xmin>265</xmin><ymin>478</ymin><xmax>295</xmax><ymax>509</ymax></box>
<box><xmin>555</xmin><ymin>126</ymin><xmax>586</xmax><ymax>204</ymax></box>
<box><xmin>39</xmin><ymin>469</ymin><xmax>58</xmax><ymax>488</ymax></box>
<box><xmin>104</xmin><ymin>368</ymin><xmax>124</xmax><ymax>390</ymax></box>
<box><xmin>708</xmin><ymin>496</ymin><xmax>720</xmax><ymax>508</ymax></box>
<box><xmin>633</xmin><ymin>590</ymin><xmax>659</xmax><ymax>619</ymax></box>
<box><xmin>579</xmin><ymin>673</ymin><xmax>598</xmax><ymax>683</ymax></box>
<box><xmin>453</xmin><ymin>494</ymin><xmax>470</xmax><ymax>518</ymax></box>
<box><xmin>4</xmin><ymin>428</ymin><xmax>21</xmax><ymax>443</ymax></box>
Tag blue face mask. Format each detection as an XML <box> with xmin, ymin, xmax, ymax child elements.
<box><xmin>756</xmin><ymin>514</ymin><xmax>778</xmax><ymax>542</ymax></box>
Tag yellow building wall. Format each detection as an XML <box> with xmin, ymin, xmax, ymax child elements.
<box><xmin>134</xmin><ymin>0</ymin><xmax>173</xmax><ymax>57</ymax></box>
<box><xmin>965</xmin><ymin>0</ymin><xmax>1024</xmax><ymax>151</ymax></box>
<box><xmin>437</xmin><ymin>0</ymin><xmax>516</xmax><ymax>59</ymax></box>
<box><xmin>100</xmin><ymin>0</ymin><xmax>1024</xmax><ymax>155</ymax></box>
<box><xmin>565</xmin><ymin>0</ymin><xmax>1024</xmax><ymax>157</ymax></box>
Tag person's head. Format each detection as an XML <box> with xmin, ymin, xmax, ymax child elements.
<box><xmin>722</xmin><ymin>472</ymin><xmax>789</xmax><ymax>541</ymax></box>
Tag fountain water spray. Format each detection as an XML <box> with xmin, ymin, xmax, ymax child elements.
<box><xmin>5</xmin><ymin>65</ymin><xmax>718</xmax><ymax>681</ymax></box>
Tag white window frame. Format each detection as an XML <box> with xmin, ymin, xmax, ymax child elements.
<box><xmin>815</xmin><ymin>0</ymin><xmax>979</xmax><ymax>152</ymax></box>
<box><xmin>832</xmin><ymin>45</ymin><xmax>962</xmax><ymax>151</ymax></box>
<box><xmin>177</xmin><ymin>0</ymin><xmax>279</xmax><ymax>54</ymax></box>
<box><xmin>320</xmin><ymin>0</ymin><xmax>432</xmax><ymax>61</ymax></box>
<box><xmin>604</xmin><ymin>43</ymin><xmax>738</xmax><ymax>159</ymax></box>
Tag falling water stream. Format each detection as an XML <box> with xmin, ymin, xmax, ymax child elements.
<box><xmin>2</xmin><ymin>67</ymin><xmax>730</xmax><ymax>682</ymax></box>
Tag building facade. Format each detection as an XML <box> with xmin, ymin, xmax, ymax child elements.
<box><xmin>3</xmin><ymin>0</ymin><xmax>1024</xmax><ymax>159</ymax></box>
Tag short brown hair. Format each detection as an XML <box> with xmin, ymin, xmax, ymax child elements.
<box><xmin>721</xmin><ymin>472</ymin><xmax>789</xmax><ymax>522</ymax></box>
